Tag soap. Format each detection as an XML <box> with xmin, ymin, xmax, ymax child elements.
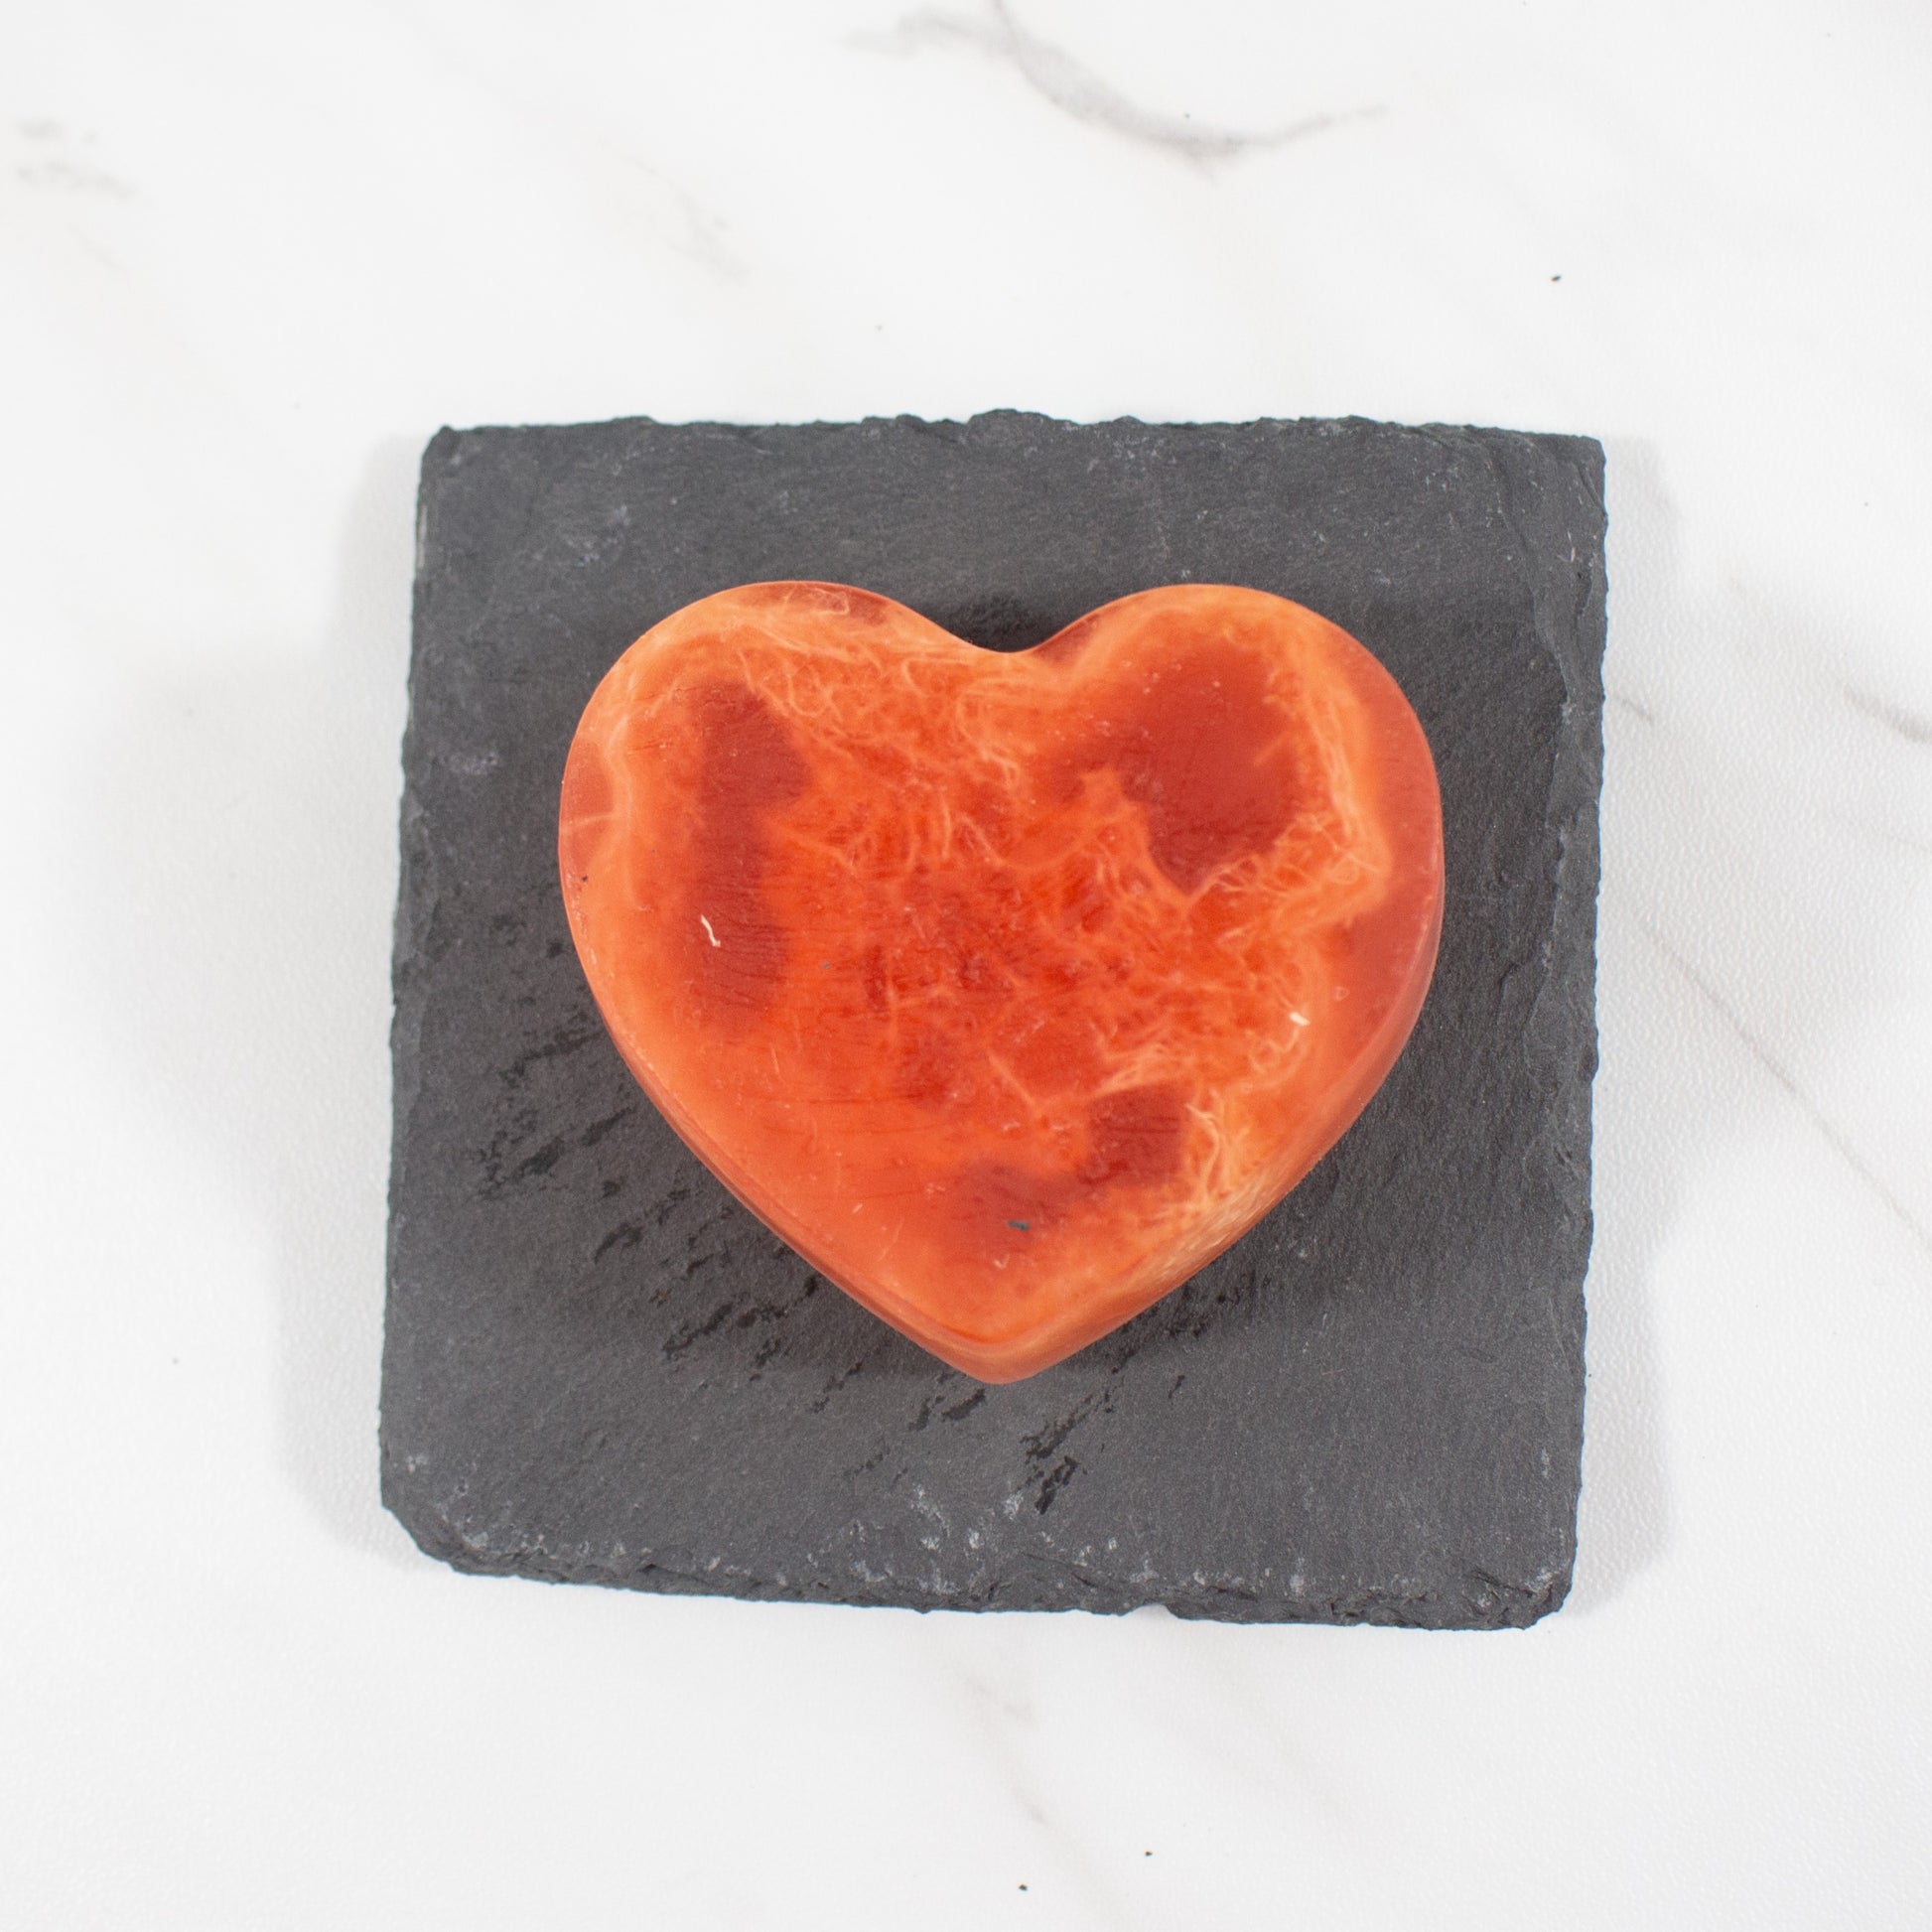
<box><xmin>559</xmin><ymin>580</ymin><xmax>1444</xmax><ymax>1381</ymax></box>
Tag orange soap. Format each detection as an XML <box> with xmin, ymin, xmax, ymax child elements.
<box><xmin>559</xmin><ymin>582</ymin><xmax>1444</xmax><ymax>1382</ymax></box>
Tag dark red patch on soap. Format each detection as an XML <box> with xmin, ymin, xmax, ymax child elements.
<box><xmin>1101</xmin><ymin>639</ymin><xmax>1302</xmax><ymax>893</ymax></box>
<box><xmin>1078</xmin><ymin>1084</ymin><xmax>1188</xmax><ymax>1188</ymax></box>
<box><xmin>894</xmin><ymin>1014</ymin><xmax>971</xmax><ymax>1111</ymax></box>
<box><xmin>941</xmin><ymin>1160</ymin><xmax>1069</xmax><ymax>1247</ymax></box>
<box><xmin>944</xmin><ymin>1084</ymin><xmax>1186</xmax><ymax>1220</ymax></box>
<box><xmin>678</xmin><ymin>679</ymin><xmax>810</xmax><ymax>1016</ymax></box>
<box><xmin>932</xmin><ymin>1085</ymin><xmax>1186</xmax><ymax>1285</ymax></box>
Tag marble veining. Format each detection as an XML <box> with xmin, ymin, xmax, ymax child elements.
<box><xmin>858</xmin><ymin>1</ymin><xmax>1381</xmax><ymax>164</ymax></box>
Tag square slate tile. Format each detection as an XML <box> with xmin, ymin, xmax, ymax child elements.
<box><xmin>381</xmin><ymin>411</ymin><xmax>1604</xmax><ymax>1627</ymax></box>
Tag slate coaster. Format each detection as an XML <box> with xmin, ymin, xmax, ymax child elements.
<box><xmin>382</xmin><ymin>411</ymin><xmax>1604</xmax><ymax>1628</ymax></box>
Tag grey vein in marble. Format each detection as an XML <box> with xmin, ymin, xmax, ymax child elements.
<box><xmin>858</xmin><ymin>2</ymin><xmax>1379</xmax><ymax>165</ymax></box>
<box><xmin>1643</xmin><ymin>919</ymin><xmax>1932</xmax><ymax>1260</ymax></box>
<box><xmin>1845</xmin><ymin>684</ymin><xmax>1932</xmax><ymax>749</ymax></box>
<box><xmin>617</xmin><ymin>153</ymin><xmax>747</xmax><ymax>284</ymax></box>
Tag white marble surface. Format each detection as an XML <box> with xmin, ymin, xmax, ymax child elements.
<box><xmin>4</xmin><ymin>2</ymin><xmax>1930</xmax><ymax>1924</ymax></box>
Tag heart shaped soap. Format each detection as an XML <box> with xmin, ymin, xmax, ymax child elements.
<box><xmin>560</xmin><ymin>582</ymin><xmax>1443</xmax><ymax>1382</ymax></box>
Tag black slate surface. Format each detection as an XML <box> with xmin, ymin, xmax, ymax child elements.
<box><xmin>382</xmin><ymin>411</ymin><xmax>1604</xmax><ymax>1627</ymax></box>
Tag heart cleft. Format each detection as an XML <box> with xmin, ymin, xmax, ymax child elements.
<box><xmin>560</xmin><ymin>581</ymin><xmax>1444</xmax><ymax>1382</ymax></box>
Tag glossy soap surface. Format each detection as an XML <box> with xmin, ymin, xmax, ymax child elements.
<box><xmin>560</xmin><ymin>583</ymin><xmax>1444</xmax><ymax>1381</ymax></box>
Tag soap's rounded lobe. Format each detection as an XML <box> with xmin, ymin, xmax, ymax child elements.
<box><xmin>560</xmin><ymin>582</ymin><xmax>1443</xmax><ymax>1381</ymax></box>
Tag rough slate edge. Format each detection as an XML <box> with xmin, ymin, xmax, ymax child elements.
<box><xmin>381</xmin><ymin>410</ymin><xmax>1605</xmax><ymax>1628</ymax></box>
